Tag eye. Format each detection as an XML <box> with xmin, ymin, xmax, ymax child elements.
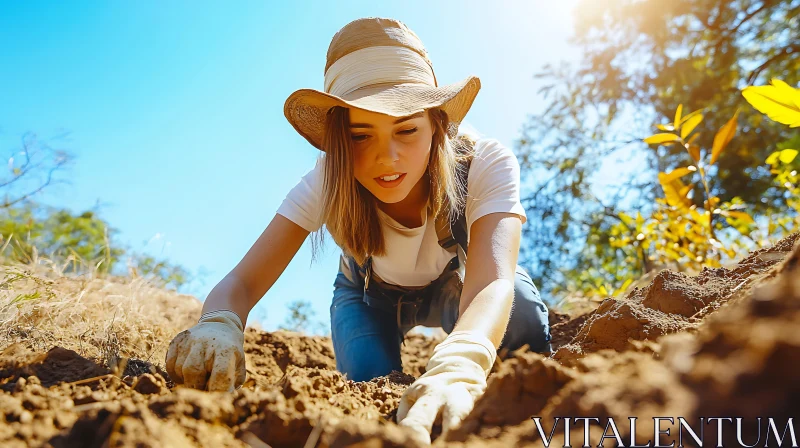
<box><xmin>351</xmin><ymin>134</ymin><xmax>369</xmax><ymax>142</ymax></box>
<box><xmin>398</xmin><ymin>127</ymin><xmax>418</xmax><ymax>135</ymax></box>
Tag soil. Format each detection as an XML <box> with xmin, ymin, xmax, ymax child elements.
<box><xmin>1</xmin><ymin>233</ymin><xmax>798</xmax><ymax>447</ymax></box>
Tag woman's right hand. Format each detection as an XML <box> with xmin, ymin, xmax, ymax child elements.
<box><xmin>165</xmin><ymin>310</ymin><xmax>246</xmax><ymax>392</ymax></box>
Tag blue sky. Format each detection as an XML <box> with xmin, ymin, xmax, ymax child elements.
<box><xmin>0</xmin><ymin>1</ymin><xmax>582</xmax><ymax>332</ymax></box>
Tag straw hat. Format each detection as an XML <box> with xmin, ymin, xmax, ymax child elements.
<box><xmin>284</xmin><ymin>17</ymin><xmax>481</xmax><ymax>151</ymax></box>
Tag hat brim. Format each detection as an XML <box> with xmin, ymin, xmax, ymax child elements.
<box><xmin>284</xmin><ymin>76</ymin><xmax>481</xmax><ymax>150</ymax></box>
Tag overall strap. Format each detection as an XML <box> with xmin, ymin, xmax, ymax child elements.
<box><xmin>349</xmin><ymin>140</ymin><xmax>475</xmax><ymax>340</ymax></box>
<box><xmin>434</xmin><ymin>154</ymin><xmax>472</xmax><ymax>256</ymax></box>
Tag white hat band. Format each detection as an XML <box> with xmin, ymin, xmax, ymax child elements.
<box><xmin>324</xmin><ymin>46</ymin><xmax>437</xmax><ymax>97</ymax></box>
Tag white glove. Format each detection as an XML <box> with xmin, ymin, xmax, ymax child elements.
<box><xmin>165</xmin><ymin>310</ymin><xmax>246</xmax><ymax>392</ymax></box>
<box><xmin>397</xmin><ymin>330</ymin><xmax>496</xmax><ymax>445</ymax></box>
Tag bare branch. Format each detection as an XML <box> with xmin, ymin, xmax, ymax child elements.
<box><xmin>0</xmin><ymin>132</ymin><xmax>73</xmax><ymax>208</ymax></box>
<box><xmin>746</xmin><ymin>43</ymin><xmax>800</xmax><ymax>85</ymax></box>
<box><xmin>0</xmin><ymin>145</ymin><xmax>71</xmax><ymax>209</ymax></box>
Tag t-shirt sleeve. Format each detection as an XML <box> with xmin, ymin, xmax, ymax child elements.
<box><xmin>465</xmin><ymin>138</ymin><xmax>528</xmax><ymax>233</ymax></box>
<box><xmin>275</xmin><ymin>157</ymin><xmax>325</xmax><ymax>232</ymax></box>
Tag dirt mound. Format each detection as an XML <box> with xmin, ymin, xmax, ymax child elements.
<box><xmin>548</xmin><ymin>310</ymin><xmax>588</xmax><ymax>349</ymax></box>
<box><xmin>552</xmin><ymin>233</ymin><xmax>799</xmax><ymax>367</ymax></box>
<box><xmin>0</xmin><ymin>233</ymin><xmax>798</xmax><ymax>447</ymax></box>
<box><xmin>0</xmin><ymin>345</ymin><xmax>109</xmax><ymax>391</ymax></box>
<box><xmin>553</xmin><ymin>297</ymin><xmax>695</xmax><ymax>366</ymax></box>
<box><xmin>665</xmin><ymin>240</ymin><xmax>800</xmax><ymax>446</ymax></box>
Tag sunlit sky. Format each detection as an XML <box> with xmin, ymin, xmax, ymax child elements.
<box><xmin>1</xmin><ymin>1</ymin><xmax>585</xmax><ymax>332</ymax></box>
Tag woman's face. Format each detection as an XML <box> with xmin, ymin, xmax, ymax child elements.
<box><xmin>349</xmin><ymin>108</ymin><xmax>434</xmax><ymax>205</ymax></box>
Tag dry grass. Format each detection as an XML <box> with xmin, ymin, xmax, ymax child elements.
<box><xmin>0</xmin><ymin>253</ymin><xmax>202</xmax><ymax>370</ymax></box>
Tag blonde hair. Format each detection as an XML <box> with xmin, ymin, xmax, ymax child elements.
<box><xmin>310</xmin><ymin>107</ymin><xmax>476</xmax><ymax>266</ymax></box>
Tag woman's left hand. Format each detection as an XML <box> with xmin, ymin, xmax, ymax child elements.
<box><xmin>397</xmin><ymin>331</ymin><xmax>497</xmax><ymax>445</ymax></box>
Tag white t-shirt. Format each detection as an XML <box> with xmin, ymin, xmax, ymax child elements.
<box><xmin>276</xmin><ymin>138</ymin><xmax>528</xmax><ymax>287</ymax></box>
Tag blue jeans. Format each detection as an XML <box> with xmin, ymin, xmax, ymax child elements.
<box><xmin>330</xmin><ymin>254</ymin><xmax>553</xmax><ymax>382</ymax></box>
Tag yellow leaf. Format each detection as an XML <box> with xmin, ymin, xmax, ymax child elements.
<box><xmin>674</xmin><ymin>104</ymin><xmax>683</xmax><ymax>129</ymax></box>
<box><xmin>689</xmin><ymin>208</ymin><xmax>704</xmax><ymax>224</ymax></box>
<box><xmin>779</xmin><ymin>149</ymin><xmax>798</xmax><ymax>164</ymax></box>
<box><xmin>710</xmin><ymin>111</ymin><xmax>739</xmax><ymax>165</ymax></box>
<box><xmin>665</xmin><ymin>248</ymin><xmax>681</xmax><ymax>261</ymax></box>
<box><xmin>722</xmin><ymin>211</ymin><xmax>755</xmax><ymax>224</ymax></box>
<box><xmin>687</xmin><ymin>132</ymin><xmax>701</xmax><ymax>145</ymax></box>
<box><xmin>696</xmin><ymin>211</ymin><xmax>711</xmax><ymax>228</ymax></box>
<box><xmin>656</xmin><ymin>124</ymin><xmax>675</xmax><ymax>131</ymax></box>
<box><xmin>658</xmin><ymin>167</ymin><xmax>694</xmax><ymax>184</ymax></box>
<box><xmin>681</xmin><ymin>113</ymin><xmax>703</xmax><ymax>139</ymax></box>
<box><xmin>687</xmin><ymin>144</ymin><xmax>701</xmax><ymax>163</ymax></box>
<box><xmin>773</xmin><ymin>79</ymin><xmax>800</xmax><ymax>104</ymax></box>
<box><xmin>766</xmin><ymin>151</ymin><xmax>780</xmax><ymax>165</ymax></box>
<box><xmin>742</xmin><ymin>79</ymin><xmax>800</xmax><ymax>128</ymax></box>
<box><xmin>644</xmin><ymin>133</ymin><xmax>681</xmax><ymax>145</ymax></box>
<box><xmin>659</xmin><ymin>175</ymin><xmax>692</xmax><ymax>209</ymax></box>
<box><xmin>619</xmin><ymin>278</ymin><xmax>633</xmax><ymax>293</ymax></box>
<box><xmin>679</xmin><ymin>108</ymin><xmax>704</xmax><ymax>127</ymax></box>
<box><xmin>664</xmin><ymin>189</ymin><xmax>687</xmax><ymax>209</ymax></box>
<box><xmin>598</xmin><ymin>285</ymin><xmax>609</xmax><ymax>297</ymax></box>
<box><xmin>619</xmin><ymin>212</ymin><xmax>634</xmax><ymax>226</ymax></box>
<box><xmin>680</xmin><ymin>246</ymin><xmax>694</xmax><ymax>259</ymax></box>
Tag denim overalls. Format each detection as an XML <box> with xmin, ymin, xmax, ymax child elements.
<box><xmin>330</xmin><ymin>248</ymin><xmax>553</xmax><ymax>381</ymax></box>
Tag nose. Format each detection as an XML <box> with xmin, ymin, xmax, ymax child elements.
<box><xmin>375</xmin><ymin>140</ymin><xmax>400</xmax><ymax>166</ymax></box>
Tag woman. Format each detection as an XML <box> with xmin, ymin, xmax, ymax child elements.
<box><xmin>165</xmin><ymin>17</ymin><xmax>552</xmax><ymax>444</ymax></box>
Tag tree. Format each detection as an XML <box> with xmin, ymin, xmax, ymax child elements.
<box><xmin>516</xmin><ymin>0</ymin><xmax>799</xmax><ymax>297</ymax></box>
<box><xmin>0</xmin><ymin>200</ymin><xmax>192</xmax><ymax>290</ymax></box>
<box><xmin>279</xmin><ymin>300</ymin><xmax>328</xmax><ymax>335</ymax></box>
<box><xmin>0</xmin><ymin>129</ymin><xmax>193</xmax><ymax>290</ymax></box>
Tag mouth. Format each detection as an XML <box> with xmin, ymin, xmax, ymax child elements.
<box><xmin>374</xmin><ymin>172</ymin><xmax>407</xmax><ymax>188</ymax></box>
